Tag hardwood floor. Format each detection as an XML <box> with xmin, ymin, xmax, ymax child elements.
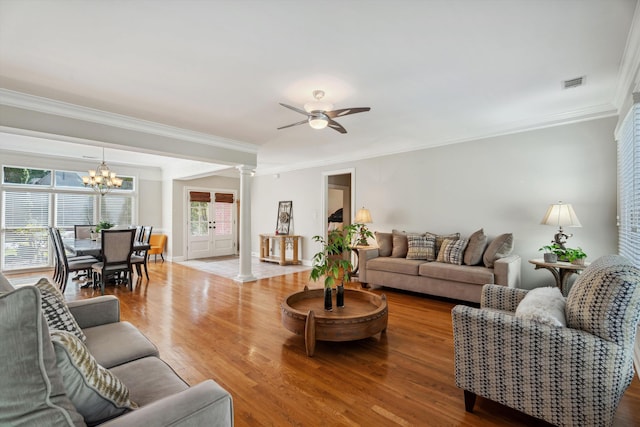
<box><xmin>8</xmin><ymin>262</ymin><xmax>640</xmax><ymax>426</ymax></box>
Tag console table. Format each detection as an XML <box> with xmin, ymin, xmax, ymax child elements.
<box><xmin>259</xmin><ymin>234</ymin><xmax>301</xmax><ymax>265</ymax></box>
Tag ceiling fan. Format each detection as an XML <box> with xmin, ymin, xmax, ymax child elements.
<box><xmin>277</xmin><ymin>90</ymin><xmax>371</xmax><ymax>134</ymax></box>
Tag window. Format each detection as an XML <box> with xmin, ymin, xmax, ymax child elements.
<box><xmin>214</xmin><ymin>201</ymin><xmax>233</xmax><ymax>236</ymax></box>
<box><xmin>190</xmin><ymin>202</ymin><xmax>209</xmax><ymax>236</ymax></box>
<box><xmin>1</xmin><ymin>164</ymin><xmax>137</xmax><ymax>271</ymax></box>
<box><xmin>617</xmin><ymin>99</ymin><xmax>640</xmax><ymax>266</ymax></box>
<box><xmin>2</xmin><ymin>191</ymin><xmax>51</xmax><ymax>270</ymax></box>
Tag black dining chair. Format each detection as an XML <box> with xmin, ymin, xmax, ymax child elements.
<box><xmin>91</xmin><ymin>229</ymin><xmax>136</xmax><ymax>295</ymax></box>
<box><xmin>131</xmin><ymin>225</ymin><xmax>153</xmax><ymax>281</ymax></box>
<box><xmin>51</xmin><ymin>228</ymin><xmax>99</xmax><ymax>292</ymax></box>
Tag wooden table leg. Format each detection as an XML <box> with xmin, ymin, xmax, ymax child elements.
<box><xmin>304</xmin><ymin>310</ymin><xmax>316</xmax><ymax>357</ymax></box>
<box><xmin>293</xmin><ymin>236</ymin><xmax>299</xmax><ymax>264</ymax></box>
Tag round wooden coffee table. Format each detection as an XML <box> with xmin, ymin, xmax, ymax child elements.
<box><xmin>281</xmin><ymin>286</ymin><xmax>388</xmax><ymax>357</ymax></box>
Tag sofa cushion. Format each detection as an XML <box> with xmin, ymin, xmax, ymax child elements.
<box><xmin>109</xmin><ymin>357</ymin><xmax>189</xmax><ymax>407</ymax></box>
<box><xmin>83</xmin><ymin>322</ymin><xmax>159</xmax><ymax>369</ymax></box>
<box><xmin>34</xmin><ymin>278</ymin><xmax>87</xmax><ymax>342</ymax></box>
<box><xmin>426</xmin><ymin>232</ymin><xmax>460</xmax><ymax>259</ymax></box>
<box><xmin>437</xmin><ymin>238</ymin><xmax>469</xmax><ymax>265</ymax></box>
<box><xmin>419</xmin><ymin>262</ymin><xmax>495</xmax><ymax>285</ymax></box>
<box><xmin>566</xmin><ymin>255</ymin><xmax>640</xmax><ymax>346</ymax></box>
<box><xmin>0</xmin><ymin>287</ymin><xmax>85</xmax><ymax>427</ymax></box>
<box><xmin>483</xmin><ymin>233</ymin><xmax>514</xmax><ymax>268</ymax></box>
<box><xmin>515</xmin><ymin>287</ymin><xmax>566</xmax><ymax>327</ymax></box>
<box><xmin>464</xmin><ymin>228</ymin><xmax>488</xmax><ymax>266</ymax></box>
<box><xmin>367</xmin><ymin>257</ymin><xmax>425</xmax><ymax>276</ymax></box>
<box><xmin>50</xmin><ymin>330</ymin><xmax>137</xmax><ymax>425</ymax></box>
<box><xmin>374</xmin><ymin>232</ymin><xmax>393</xmax><ymax>257</ymax></box>
<box><xmin>391</xmin><ymin>230</ymin><xmax>408</xmax><ymax>258</ymax></box>
<box><xmin>406</xmin><ymin>234</ymin><xmax>435</xmax><ymax>260</ymax></box>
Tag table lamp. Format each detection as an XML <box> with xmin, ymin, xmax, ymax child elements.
<box><xmin>540</xmin><ymin>201</ymin><xmax>582</xmax><ymax>249</ymax></box>
<box><xmin>354</xmin><ymin>207</ymin><xmax>373</xmax><ymax>246</ymax></box>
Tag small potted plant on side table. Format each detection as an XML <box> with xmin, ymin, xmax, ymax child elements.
<box><xmin>565</xmin><ymin>247</ymin><xmax>587</xmax><ymax>265</ymax></box>
<box><xmin>539</xmin><ymin>243</ymin><xmax>563</xmax><ymax>263</ymax></box>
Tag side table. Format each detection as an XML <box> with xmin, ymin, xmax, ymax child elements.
<box><xmin>528</xmin><ymin>258</ymin><xmax>589</xmax><ymax>295</ymax></box>
<box><xmin>259</xmin><ymin>234</ymin><xmax>301</xmax><ymax>265</ymax></box>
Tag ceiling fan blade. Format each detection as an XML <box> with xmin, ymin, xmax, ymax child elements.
<box><xmin>279</xmin><ymin>103</ymin><xmax>310</xmax><ymax>116</ymax></box>
<box><xmin>325</xmin><ymin>107</ymin><xmax>371</xmax><ymax>119</ymax></box>
<box><xmin>327</xmin><ymin>119</ymin><xmax>347</xmax><ymax>134</ymax></box>
<box><xmin>277</xmin><ymin>119</ymin><xmax>308</xmax><ymax>130</ymax></box>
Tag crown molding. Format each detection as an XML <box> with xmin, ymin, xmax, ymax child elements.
<box><xmin>613</xmin><ymin>1</ymin><xmax>640</xmax><ymax>109</ymax></box>
<box><xmin>0</xmin><ymin>88</ymin><xmax>258</xmax><ymax>154</ymax></box>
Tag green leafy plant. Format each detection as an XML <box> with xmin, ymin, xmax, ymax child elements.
<box><xmin>94</xmin><ymin>220</ymin><xmax>114</xmax><ymax>233</ymax></box>
<box><xmin>539</xmin><ymin>243</ymin><xmax>564</xmax><ymax>256</ymax></box>
<box><xmin>309</xmin><ymin>224</ymin><xmax>367</xmax><ymax>288</ymax></box>
<box><xmin>564</xmin><ymin>247</ymin><xmax>587</xmax><ymax>262</ymax></box>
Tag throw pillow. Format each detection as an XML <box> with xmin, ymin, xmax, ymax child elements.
<box><xmin>406</xmin><ymin>234</ymin><xmax>435</xmax><ymax>260</ymax></box>
<box><xmin>391</xmin><ymin>230</ymin><xmax>408</xmax><ymax>258</ymax></box>
<box><xmin>34</xmin><ymin>278</ymin><xmax>87</xmax><ymax>342</ymax></box>
<box><xmin>426</xmin><ymin>232</ymin><xmax>460</xmax><ymax>260</ymax></box>
<box><xmin>375</xmin><ymin>232</ymin><xmax>393</xmax><ymax>257</ymax></box>
<box><xmin>437</xmin><ymin>238</ymin><xmax>469</xmax><ymax>265</ymax></box>
<box><xmin>50</xmin><ymin>330</ymin><xmax>138</xmax><ymax>424</ymax></box>
<box><xmin>463</xmin><ymin>228</ymin><xmax>488</xmax><ymax>266</ymax></box>
<box><xmin>0</xmin><ymin>287</ymin><xmax>85</xmax><ymax>426</ymax></box>
<box><xmin>515</xmin><ymin>287</ymin><xmax>567</xmax><ymax>327</ymax></box>
<box><xmin>483</xmin><ymin>233</ymin><xmax>514</xmax><ymax>268</ymax></box>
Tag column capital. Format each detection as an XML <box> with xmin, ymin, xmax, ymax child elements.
<box><xmin>236</xmin><ymin>164</ymin><xmax>255</xmax><ymax>175</ymax></box>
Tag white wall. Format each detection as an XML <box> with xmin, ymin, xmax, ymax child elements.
<box><xmin>251</xmin><ymin>117</ymin><xmax>618</xmax><ymax>289</ymax></box>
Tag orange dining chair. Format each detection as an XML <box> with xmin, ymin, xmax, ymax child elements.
<box><xmin>148</xmin><ymin>234</ymin><xmax>167</xmax><ymax>263</ymax></box>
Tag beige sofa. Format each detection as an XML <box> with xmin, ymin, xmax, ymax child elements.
<box><xmin>358</xmin><ymin>229</ymin><xmax>521</xmax><ymax>303</ymax></box>
<box><xmin>0</xmin><ymin>273</ymin><xmax>233</xmax><ymax>426</ymax></box>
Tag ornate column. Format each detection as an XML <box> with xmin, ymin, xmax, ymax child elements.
<box><xmin>235</xmin><ymin>165</ymin><xmax>256</xmax><ymax>282</ymax></box>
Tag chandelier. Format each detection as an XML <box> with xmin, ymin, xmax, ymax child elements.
<box><xmin>82</xmin><ymin>148</ymin><xmax>123</xmax><ymax>196</ymax></box>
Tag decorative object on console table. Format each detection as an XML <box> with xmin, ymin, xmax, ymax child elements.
<box><xmin>353</xmin><ymin>207</ymin><xmax>374</xmax><ymax>246</ymax></box>
<box><xmin>540</xmin><ymin>201</ymin><xmax>582</xmax><ymax>250</ymax></box>
<box><xmin>276</xmin><ymin>200</ymin><xmax>292</xmax><ymax>235</ymax></box>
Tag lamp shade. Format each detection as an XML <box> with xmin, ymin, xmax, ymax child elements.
<box><xmin>540</xmin><ymin>202</ymin><xmax>582</xmax><ymax>227</ymax></box>
<box><xmin>354</xmin><ymin>207</ymin><xmax>372</xmax><ymax>224</ymax></box>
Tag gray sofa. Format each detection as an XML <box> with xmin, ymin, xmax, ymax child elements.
<box><xmin>358</xmin><ymin>230</ymin><xmax>521</xmax><ymax>303</ymax></box>
<box><xmin>0</xmin><ymin>273</ymin><xmax>233</xmax><ymax>426</ymax></box>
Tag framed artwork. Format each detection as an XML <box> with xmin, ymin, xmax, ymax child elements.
<box><xmin>276</xmin><ymin>201</ymin><xmax>292</xmax><ymax>235</ymax></box>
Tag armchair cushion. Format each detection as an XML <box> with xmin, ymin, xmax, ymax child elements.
<box><xmin>51</xmin><ymin>330</ymin><xmax>137</xmax><ymax>425</ymax></box>
<box><xmin>566</xmin><ymin>254</ymin><xmax>640</xmax><ymax>346</ymax></box>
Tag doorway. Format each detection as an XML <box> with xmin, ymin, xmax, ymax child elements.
<box><xmin>186</xmin><ymin>189</ymin><xmax>237</xmax><ymax>259</ymax></box>
<box><xmin>322</xmin><ymin>169</ymin><xmax>355</xmax><ymax>238</ymax></box>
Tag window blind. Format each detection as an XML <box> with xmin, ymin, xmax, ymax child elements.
<box><xmin>100</xmin><ymin>195</ymin><xmax>134</xmax><ymax>226</ymax></box>
<box><xmin>617</xmin><ymin>99</ymin><xmax>640</xmax><ymax>266</ymax></box>
<box><xmin>215</xmin><ymin>192</ymin><xmax>234</xmax><ymax>203</ymax></box>
<box><xmin>190</xmin><ymin>191</ymin><xmax>211</xmax><ymax>203</ymax></box>
<box><xmin>56</xmin><ymin>193</ymin><xmax>96</xmax><ymax>227</ymax></box>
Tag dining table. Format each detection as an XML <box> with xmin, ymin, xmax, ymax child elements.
<box><xmin>64</xmin><ymin>238</ymin><xmax>151</xmax><ymax>257</ymax></box>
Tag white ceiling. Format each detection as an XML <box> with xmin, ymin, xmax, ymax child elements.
<box><xmin>0</xmin><ymin>0</ymin><xmax>638</xmax><ymax>175</ymax></box>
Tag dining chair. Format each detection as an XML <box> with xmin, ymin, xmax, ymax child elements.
<box><xmin>148</xmin><ymin>234</ymin><xmax>167</xmax><ymax>263</ymax></box>
<box><xmin>91</xmin><ymin>229</ymin><xmax>135</xmax><ymax>295</ymax></box>
<box><xmin>131</xmin><ymin>225</ymin><xmax>153</xmax><ymax>280</ymax></box>
<box><xmin>52</xmin><ymin>228</ymin><xmax>99</xmax><ymax>292</ymax></box>
<box><xmin>74</xmin><ymin>224</ymin><xmax>95</xmax><ymax>240</ymax></box>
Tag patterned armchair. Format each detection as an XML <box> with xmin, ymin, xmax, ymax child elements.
<box><xmin>452</xmin><ymin>255</ymin><xmax>640</xmax><ymax>426</ymax></box>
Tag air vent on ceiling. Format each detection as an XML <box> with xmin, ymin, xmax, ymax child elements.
<box><xmin>563</xmin><ymin>76</ymin><xmax>585</xmax><ymax>89</ymax></box>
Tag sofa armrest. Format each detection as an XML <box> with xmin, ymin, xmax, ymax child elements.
<box><xmin>480</xmin><ymin>284</ymin><xmax>529</xmax><ymax>311</ymax></box>
<box><xmin>356</xmin><ymin>247</ymin><xmax>379</xmax><ymax>284</ymax></box>
<box><xmin>100</xmin><ymin>380</ymin><xmax>233</xmax><ymax>427</ymax></box>
<box><xmin>493</xmin><ymin>254</ymin><xmax>521</xmax><ymax>288</ymax></box>
<box><xmin>68</xmin><ymin>296</ymin><xmax>120</xmax><ymax>329</ymax></box>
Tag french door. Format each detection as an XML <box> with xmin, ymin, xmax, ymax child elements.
<box><xmin>187</xmin><ymin>190</ymin><xmax>236</xmax><ymax>259</ymax></box>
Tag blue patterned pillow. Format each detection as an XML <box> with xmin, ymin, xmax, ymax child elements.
<box><xmin>566</xmin><ymin>255</ymin><xmax>640</xmax><ymax>347</ymax></box>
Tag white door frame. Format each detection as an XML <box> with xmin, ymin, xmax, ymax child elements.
<box><xmin>183</xmin><ymin>186</ymin><xmax>238</xmax><ymax>260</ymax></box>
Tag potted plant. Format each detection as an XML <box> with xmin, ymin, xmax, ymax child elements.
<box><xmin>539</xmin><ymin>243</ymin><xmax>563</xmax><ymax>263</ymax></box>
<box><xmin>564</xmin><ymin>247</ymin><xmax>587</xmax><ymax>265</ymax></box>
<box><xmin>309</xmin><ymin>224</ymin><xmax>369</xmax><ymax>310</ymax></box>
<box><xmin>92</xmin><ymin>220</ymin><xmax>114</xmax><ymax>240</ymax></box>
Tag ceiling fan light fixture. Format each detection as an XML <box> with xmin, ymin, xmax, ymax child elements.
<box><xmin>308</xmin><ymin>116</ymin><xmax>329</xmax><ymax>129</ymax></box>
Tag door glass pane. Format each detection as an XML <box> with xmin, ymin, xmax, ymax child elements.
<box><xmin>190</xmin><ymin>202</ymin><xmax>209</xmax><ymax>236</ymax></box>
<box><xmin>214</xmin><ymin>202</ymin><xmax>232</xmax><ymax>235</ymax></box>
